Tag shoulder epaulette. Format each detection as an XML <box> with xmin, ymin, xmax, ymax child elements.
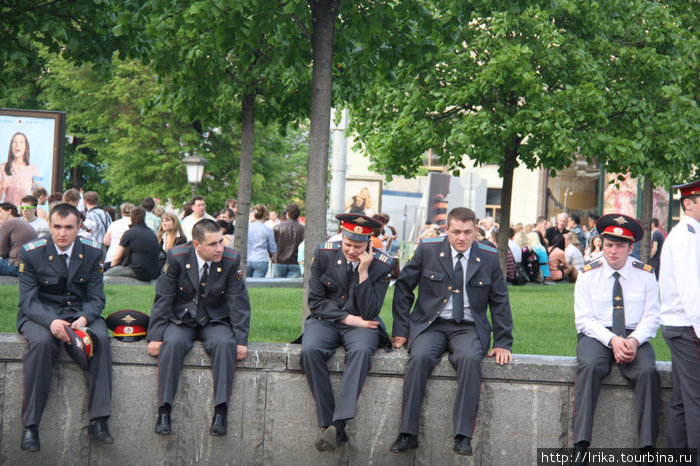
<box><xmin>688</xmin><ymin>224</ymin><xmax>696</xmax><ymax>234</ymax></box>
<box><xmin>582</xmin><ymin>260</ymin><xmax>603</xmax><ymax>273</ymax></box>
<box><xmin>320</xmin><ymin>242</ymin><xmax>341</xmax><ymax>250</ymax></box>
<box><xmin>632</xmin><ymin>261</ymin><xmax>655</xmax><ymax>274</ymax></box>
<box><xmin>23</xmin><ymin>238</ymin><xmax>47</xmax><ymax>251</ymax></box>
<box><xmin>222</xmin><ymin>247</ymin><xmax>239</xmax><ymax>260</ymax></box>
<box><xmin>170</xmin><ymin>243</ymin><xmax>190</xmax><ymax>256</ymax></box>
<box><xmin>421</xmin><ymin>237</ymin><xmax>443</xmax><ymax>244</ymax></box>
<box><xmin>372</xmin><ymin>251</ymin><xmax>393</xmax><ymax>265</ymax></box>
<box><xmin>79</xmin><ymin>237</ymin><xmax>101</xmax><ymax>249</ymax></box>
<box><xmin>476</xmin><ymin>242</ymin><xmax>498</xmax><ymax>254</ymax></box>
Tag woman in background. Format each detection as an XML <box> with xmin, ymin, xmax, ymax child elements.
<box><xmin>157</xmin><ymin>212</ymin><xmax>186</xmax><ymax>266</ymax></box>
<box><xmin>0</xmin><ymin>132</ymin><xmax>40</xmax><ymax>206</ymax></box>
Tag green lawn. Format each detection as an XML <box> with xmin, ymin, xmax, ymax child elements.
<box><xmin>0</xmin><ymin>283</ymin><xmax>671</xmax><ymax>361</ymax></box>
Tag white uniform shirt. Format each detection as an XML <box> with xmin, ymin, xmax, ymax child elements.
<box><xmin>574</xmin><ymin>256</ymin><xmax>660</xmax><ymax>347</ymax></box>
<box><xmin>659</xmin><ymin>215</ymin><xmax>700</xmax><ymax>337</ymax></box>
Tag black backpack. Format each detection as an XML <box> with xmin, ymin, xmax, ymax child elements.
<box><xmin>521</xmin><ymin>247</ymin><xmax>540</xmax><ymax>283</ymax></box>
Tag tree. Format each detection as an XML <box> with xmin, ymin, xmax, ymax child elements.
<box><xmin>0</xmin><ymin>0</ymin><xmax>147</xmax><ymax>97</ymax></box>
<box><xmin>348</xmin><ymin>1</ymin><xmax>699</xmax><ymax>272</ymax></box>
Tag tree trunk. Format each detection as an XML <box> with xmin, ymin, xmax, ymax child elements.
<box><xmin>302</xmin><ymin>0</ymin><xmax>340</xmax><ymax>319</ymax></box>
<box><xmin>497</xmin><ymin>140</ymin><xmax>518</xmax><ymax>277</ymax></box>
<box><xmin>234</xmin><ymin>92</ymin><xmax>256</xmax><ymax>275</ymax></box>
<box><xmin>639</xmin><ymin>176</ymin><xmax>653</xmax><ymax>263</ymax></box>
<box><xmin>70</xmin><ymin>166</ymin><xmax>82</xmax><ymax>190</ymax></box>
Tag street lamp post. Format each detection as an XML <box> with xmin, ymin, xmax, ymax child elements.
<box><xmin>182</xmin><ymin>152</ymin><xmax>208</xmax><ymax>198</ymax></box>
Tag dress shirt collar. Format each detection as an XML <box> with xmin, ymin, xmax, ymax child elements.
<box><xmin>602</xmin><ymin>256</ymin><xmax>632</xmax><ymax>279</ymax></box>
<box><xmin>54</xmin><ymin>241</ymin><xmax>75</xmax><ymax>258</ymax></box>
<box><xmin>450</xmin><ymin>244</ymin><xmax>471</xmax><ymax>263</ymax></box>
<box><xmin>195</xmin><ymin>251</ymin><xmax>212</xmax><ymax>276</ymax></box>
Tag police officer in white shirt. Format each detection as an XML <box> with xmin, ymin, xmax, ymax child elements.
<box><xmin>659</xmin><ymin>179</ymin><xmax>700</xmax><ymax>463</ymax></box>
<box><xmin>572</xmin><ymin>213</ymin><xmax>660</xmax><ymax>462</ymax></box>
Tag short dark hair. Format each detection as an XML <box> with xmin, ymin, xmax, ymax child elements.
<box><xmin>49</xmin><ymin>203</ymin><xmax>81</xmax><ymax>222</ymax></box>
<box><xmin>191</xmin><ymin>195</ymin><xmax>205</xmax><ymax>205</ymax></box>
<box><xmin>192</xmin><ymin>218</ymin><xmax>220</xmax><ymax>242</ymax></box>
<box><xmin>602</xmin><ymin>235</ymin><xmax>633</xmax><ymax>246</ymax></box>
<box><xmin>48</xmin><ymin>191</ymin><xmax>63</xmax><ymax>203</ymax></box>
<box><xmin>286</xmin><ymin>203</ymin><xmax>301</xmax><ymax>220</ymax></box>
<box><xmin>84</xmin><ymin>191</ymin><xmax>99</xmax><ymax>205</ymax></box>
<box><xmin>681</xmin><ymin>194</ymin><xmax>700</xmax><ymax>212</ymax></box>
<box><xmin>20</xmin><ymin>195</ymin><xmax>38</xmax><ymax>207</ymax></box>
<box><xmin>651</xmin><ymin>218</ymin><xmax>659</xmax><ymax>228</ymax></box>
<box><xmin>447</xmin><ymin>207</ymin><xmax>477</xmax><ymax>227</ymax></box>
<box><xmin>536</xmin><ymin>216</ymin><xmax>547</xmax><ymax>225</ymax></box>
<box><xmin>225</xmin><ymin>198</ymin><xmax>237</xmax><ymax>209</ymax></box>
<box><xmin>32</xmin><ymin>187</ymin><xmax>47</xmax><ymax>198</ymax></box>
<box><xmin>130</xmin><ymin>206</ymin><xmax>146</xmax><ymax>225</ymax></box>
<box><xmin>220</xmin><ymin>207</ymin><xmax>234</xmax><ymax>218</ymax></box>
<box><xmin>142</xmin><ymin>197</ymin><xmax>155</xmax><ymax>212</ymax></box>
<box><xmin>217</xmin><ymin>219</ymin><xmax>233</xmax><ymax>235</ymax></box>
<box><xmin>0</xmin><ymin>202</ymin><xmax>18</xmax><ymax>217</ymax></box>
<box><xmin>570</xmin><ymin>214</ymin><xmax>580</xmax><ymax>225</ymax></box>
<box><xmin>62</xmin><ymin>189</ymin><xmax>81</xmax><ymax>204</ymax></box>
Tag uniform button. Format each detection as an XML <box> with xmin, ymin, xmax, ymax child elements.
<box><xmin>80</xmin><ymin>278</ymin><xmax>84</xmax><ymax>282</ymax></box>
<box><xmin>448</xmin><ymin>286</ymin><xmax>452</xmax><ymax>291</ymax></box>
<box><xmin>479</xmin><ymin>281</ymin><xmax>483</xmax><ymax>285</ymax></box>
<box><xmin>67</xmin><ymin>301</ymin><xmax>71</xmax><ymax>305</ymax></box>
<box><xmin>443</xmin><ymin>298</ymin><xmax>447</xmax><ymax>303</ymax></box>
<box><xmin>317</xmin><ymin>317</ymin><xmax>321</xmax><ymax>320</ymax></box>
<box><xmin>66</xmin><ymin>293</ymin><xmax>70</xmax><ymax>296</ymax></box>
<box><xmin>327</xmin><ymin>281</ymin><xmax>331</xmax><ymax>285</ymax></box>
<box><xmin>341</xmin><ymin>295</ymin><xmax>345</xmax><ymax>300</ymax></box>
<box><xmin>44</xmin><ymin>281</ymin><xmax>48</xmax><ymax>284</ymax></box>
<box><xmin>428</xmin><ymin>320</ymin><xmax>432</xmax><ymax>324</ymax></box>
<box><xmin>430</xmin><ymin>274</ymin><xmax>434</xmax><ymax>279</ymax></box>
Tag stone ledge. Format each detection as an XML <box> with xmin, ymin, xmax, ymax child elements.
<box><xmin>0</xmin><ymin>334</ymin><xmax>672</xmax><ymax>387</ymax></box>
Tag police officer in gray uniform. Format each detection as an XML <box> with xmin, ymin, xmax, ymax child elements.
<box><xmin>17</xmin><ymin>203</ymin><xmax>113</xmax><ymax>451</ymax></box>
<box><xmin>147</xmin><ymin>219</ymin><xmax>250</xmax><ymax>437</ymax></box>
<box><xmin>572</xmin><ymin>213</ymin><xmax>660</xmax><ymax>462</ymax></box>
<box><xmin>300</xmin><ymin>213</ymin><xmax>393</xmax><ymax>452</ymax></box>
<box><xmin>390</xmin><ymin>207</ymin><xmax>513</xmax><ymax>456</ymax></box>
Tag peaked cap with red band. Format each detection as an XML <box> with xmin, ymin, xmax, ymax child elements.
<box><xmin>64</xmin><ymin>325</ymin><xmax>98</xmax><ymax>370</ymax></box>
<box><xmin>335</xmin><ymin>213</ymin><xmax>383</xmax><ymax>242</ymax></box>
<box><xmin>106</xmin><ymin>310</ymin><xmax>149</xmax><ymax>342</ymax></box>
<box><xmin>673</xmin><ymin>179</ymin><xmax>700</xmax><ymax>197</ymax></box>
<box><xmin>596</xmin><ymin>213</ymin><xmax>643</xmax><ymax>243</ymax></box>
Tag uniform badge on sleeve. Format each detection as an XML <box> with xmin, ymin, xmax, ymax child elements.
<box><xmin>99</xmin><ymin>262</ymin><xmax>105</xmax><ymax>274</ymax></box>
<box><xmin>163</xmin><ymin>263</ymin><xmax>169</xmax><ymax>274</ymax></box>
<box><xmin>386</xmin><ymin>274</ymin><xmax>391</xmax><ymax>283</ymax></box>
<box><xmin>19</xmin><ymin>262</ymin><xmax>24</xmax><ymax>274</ymax></box>
<box><xmin>237</xmin><ymin>269</ymin><xmax>243</xmax><ymax>280</ymax></box>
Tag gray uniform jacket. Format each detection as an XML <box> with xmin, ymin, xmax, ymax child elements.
<box><xmin>306</xmin><ymin>242</ymin><xmax>394</xmax><ymax>348</ymax></box>
<box><xmin>392</xmin><ymin>237</ymin><xmax>513</xmax><ymax>355</ymax></box>
<box><xmin>148</xmin><ymin>243</ymin><xmax>251</xmax><ymax>345</ymax></box>
<box><xmin>17</xmin><ymin>236</ymin><xmax>105</xmax><ymax>331</ymax></box>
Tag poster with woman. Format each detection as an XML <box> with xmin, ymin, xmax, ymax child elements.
<box><xmin>0</xmin><ymin>109</ymin><xmax>66</xmax><ymax>206</ymax></box>
<box><xmin>344</xmin><ymin>178</ymin><xmax>382</xmax><ymax>215</ymax></box>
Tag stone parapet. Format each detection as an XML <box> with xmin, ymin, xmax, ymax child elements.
<box><xmin>0</xmin><ymin>335</ymin><xmax>672</xmax><ymax>465</ymax></box>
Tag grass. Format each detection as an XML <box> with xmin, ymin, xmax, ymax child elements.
<box><xmin>0</xmin><ymin>283</ymin><xmax>671</xmax><ymax>361</ymax></box>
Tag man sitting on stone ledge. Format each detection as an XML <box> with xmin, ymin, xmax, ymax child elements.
<box><xmin>147</xmin><ymin>219</ymin><xmax>250</xmax><ymax>437</ymax></box>
<box><xmin>390</xmin><ymin>207</ymin><xmax>513</xmax><ymax>456</ymax></box>
<box><xmin>300</xmin><ymin>213</ymin><xmax>393</xmax><ymax>452</ymax></box>
<box><xmin>17</xmin><ymin>203</ymin><xmax>113</xmax><ymax>452</ymax></box>
<box><xmin>572</xmin><ymin>213</ymin><xmax>660</xmax><ymax>464</ymax></box>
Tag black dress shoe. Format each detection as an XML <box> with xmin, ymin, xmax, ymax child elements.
<box><xmin>453</xmin><ymin>435</ymin><xmax>472</xmax><ymax>456</ymax></box>
<box><xmin>572</xmin><ymin>442</ymin><xmax>588</xmax><ymax>466</ymax></box>
<box><xmin>89</xmin><ymin>420</ymin><xmax>114</xmax><ymax>444</ymax></box>
<box><xmin>390</xmin><ymin>433</ymin><xmax>418</xmax><ymax>453</ymax></box>
<box><xmin>210</xmin><ymin>413</ymin><xmax>227</xmax><ymax>436</ymax></box>
<box><xmin>21</xmin><ymin>426</ymin><xmax>40</xmax><ymax>452</ymax></box>
<box><xmin>155</xmin><ymin>413</ymin><xmax>172</xmax><ymax>435</ymax></box>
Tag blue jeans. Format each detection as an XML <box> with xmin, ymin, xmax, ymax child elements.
<box><xmin>273</xmin><ymin>263</ymin><xmax>301</xmax><ymax>278</ymax></box>
<box><xmin>0</xmin><ymin>257</ymin><xmax>19</xmax><ymax>276</ymax></box>
<box><xmin>247</xmin><ymin>261</ymin><xmax>269</xmax><ymax>278</ymax></box>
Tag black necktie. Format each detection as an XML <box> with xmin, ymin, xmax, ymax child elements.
<box><xmin>196</xmin><ymin>263</ymin><xmax>210</xmax><ymax>326</ymax></box>
<box><xmin>612</xmin><ymin>271</ymin><xmax>625</xmax><ymax>337</ymax></box>
<box><xmin>60</xmin><ymin>253</ymin><xmax>68</xmax><ymax>270</ymax></box>
<box><xmin>453</xmin><ymin>253</ymin><xmax>464</xmax><ymax>323</ymax></box>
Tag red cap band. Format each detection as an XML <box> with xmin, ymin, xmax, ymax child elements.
<box><xmin>680</xmin><ymin>186</ymin><xmax>700</xmax><ymax>197</ymax></box>
<box><xmin>341</xmin><ymin>221</ymin><xmax>372</xmax><ymax>236</ymax></box>
<box><xmin>602</xmin><ymin>225</ymin><xmax>634</xmax><ymax>240</ymax></box>
<box><xmin>113</xmin><ymin>325</ymin><xmax>146</xmax><ymax>337</ymax></box>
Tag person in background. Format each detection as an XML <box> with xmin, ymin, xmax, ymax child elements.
<box><xmin>586</xmin><ymin>213</ymin><xmax>600</xmax><ymax>248</ymax></box>
<box><xmin>181</xmin><ymin>202</ymin><xmax>193</xmax><ymax>220</ymax></box>
<box><xmin>0</xmin><ymin>202</ymin><xmax>37</xmax><ymax>276</ymax></box>
<box><xmin>218</xmin><ymin>208</ymin><xmax>234</xmax><ymax>224</ymax></box>
<box><xmin>32</xmin><ymin>187</ymin><xmax>49</xmax><ymax>219</ymax></box>
<box><xmin>272</xmin><ymin>203</ymin><xmax>305</xmax><ymax>278</ymax></box>
<box><xmin>565</xmin><ymin>232</ymin><xmax>585</xmax><ymax>273</ymax></box>
<box><xmin>181</xmin><ymin>196</ymin><xmax>214</xmax><ymax>242</ymax></box>
<box><xmin>103</xmin><ymin>203</ymin><xmax>133</xmax><ymax>268</ymax></box>
<box><xmin>648</xmin><ymin>218</ymin><xmax>664</xmax><ymax>280</ymax></box>
<box><xmin>104</xmin><ymin>207</ymin><xmax>161</xmax><ymax>282</ymax></box>
<box><xmin>569</xmin><ymin>214</ymin><xmax>587</xmax><ymax>248</ymax></box>
<box><xmin>527</xmin><ymin>231</ymin><xmax>549</xmax><ymax>281</ymax></box>
<box><xmin>82</xmin><ymin>191</ymin><xmax>111</xmax><ymax>245</ymax></box>
<box><xmin>142</xmin><ymin>197</ymin><xmax>161</xmax><ymax>234</ymax></box>
<box><xmin>217</xmin><ymin>219</ymin><xmax>234</xmax><ymax>247</ymax></box>
<box><xmin>157</xmin><ymin>212</ymin><xmax>187</xmax><ymax>267</ymax></box>
<box><xmin>20</xmin><ymin>195</ymin><xmax>49</xmax><ymax>237</ymax></box>
<box><xmin>584</xmin><ymin>235</ymin><xmax>604</xmax><ymax>264</ymax></box>
<box><xmin>546</xmin><ymin>213</ymin><xmax>569</xmax><ymax>251</ymax></box>
<box><xmin>246</xmin><ymin>203</ymin><xmax>276</xmax><ymax>277</ymax></box>
<box><xmin>264</xmin><ymin>210</ymin><xmax>279</xmax><ymax>229</ymax></box>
